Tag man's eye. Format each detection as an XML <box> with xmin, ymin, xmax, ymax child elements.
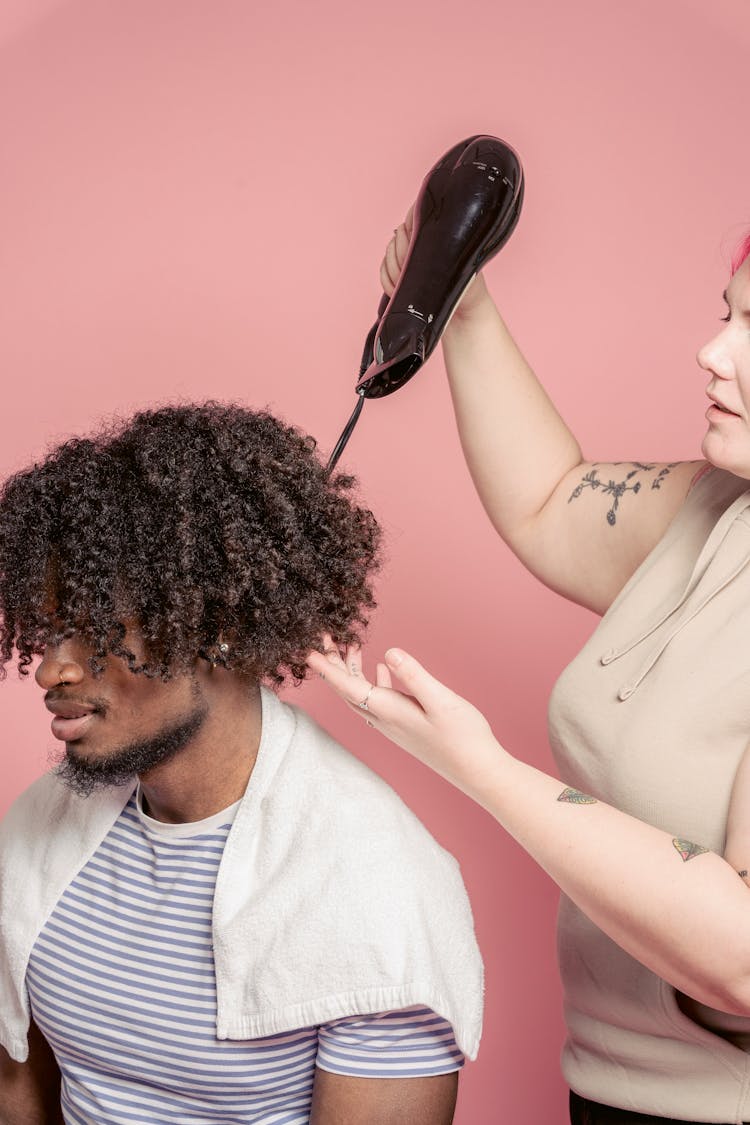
<box><xmin>720</xmin><ymin>313</ymin><xmax>731</xmax><ymax>322</ymax></box>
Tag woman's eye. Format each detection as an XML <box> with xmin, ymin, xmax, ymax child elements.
<box><xmin>720</xmin><ymin>313</ymin><xmax>731</xmax><ymax>323</ymax></box>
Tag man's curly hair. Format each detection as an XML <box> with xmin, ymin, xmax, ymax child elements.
<box><xmin>0</xmin><ymin>403</ymin><xmax>382</xmax><ymax>685</ymax></box>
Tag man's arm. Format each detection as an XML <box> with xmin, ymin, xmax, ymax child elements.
<box><xmin>309</xmin><ymin>1007</ymin><xmax>462</xmax><ymax>1124</ymax></box>
<box><xmin>0</xmin><ymin>1022</ymin><xmax>63</xmax><ymax>1125</ymax></box>
<box><xmin>310</xmin><ymin>1069</ymin><xmax>458</xmax><ymax>1125</ymax></box>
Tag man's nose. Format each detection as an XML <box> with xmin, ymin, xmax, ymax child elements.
<box><xmin>35</xmin><ymin>640</ymin><xmax>86</xmax><ymax>689</ymax></box>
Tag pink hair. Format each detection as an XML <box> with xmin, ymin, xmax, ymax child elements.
<box><xmin>731</xmin><ymin>231</ymin><xmax>750</xmax><ymax>274</ymax></box>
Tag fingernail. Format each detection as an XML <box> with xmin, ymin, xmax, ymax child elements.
<box><xmin>385</xmin><ymin>648</ymin><xmax>403</xmax><ymax>667</ymax></box>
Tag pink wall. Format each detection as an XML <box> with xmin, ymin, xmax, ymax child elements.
<box><xmin>1</xmin><ymin>1</ymin><xmax>749</xmax><ymax>1121</ymax></box>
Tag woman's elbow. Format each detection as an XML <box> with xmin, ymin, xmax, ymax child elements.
<box><xmin>695</xmin><ymin>965</ymin><xmax>750</xmax><ymax>1018</ymax></box>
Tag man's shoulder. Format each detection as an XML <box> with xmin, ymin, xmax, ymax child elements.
<box><xmin>1</xmin><ymin>770</ymin><xmax>133</xmax><ymax>860</ymax></box>
<box><xmin>285</xmin><ymin>702</ymin><xmax>422</xmax><ymax>802</ymax></box>
<box><xmin>2</xmin><ymin>769</ymin><xmax>66</xmax><ymax>827</ymax></box>
<box><xmin>0</xmin><ymin>772</ymin><xmax>71</xmax><ymax>884</ymax></box>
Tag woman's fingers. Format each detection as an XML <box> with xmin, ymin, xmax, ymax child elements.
<box><xmin>393</xmin><ymin>222</ymin><xmax>410</xmax><ymax>270</ymax></box>
<box><xmin>320</xmin><ymin>633</ymin><xmax>346</xmax><ymax>665</ymax></box>
<box><xmin>382</xmin><ymin>236</ymin><xmax>401</xmax><ymax>291</ymax></box>
<box><xmin>380</xmin><ymin>207</ymin><xmax>414</xmax><ymax>296</ymax></box>
<box><xmin>383</xmin><ymin>648</ymin><xmax>451</xmax><ymax>715</ymax></box>
<box><xmin>375</xmin><ymin>662</ymin><xmax>392</xmax><ymax>690</ymax></box>
<box><xmin>307</xmin><ymin>642</ymin><xmax>374</xmax><ymax>707</ymax></box>
<box><xmin>345</xmin><ymin>644</ymin><xmax>364</xmax><ymax>678</ymax></box>
<box><xmin>308</xmin><ymin>642</ymin><xmax>451</xmax><ymax>722</ymax></box>
<box><xmin>379</xmin><ymin>258</ymin><xmax>395</xmax><ymax>297</ymax></box>
<box><xmin>307</xmin><ymin>641</ymin><xmax>421</xmax><ymax>730</ymax></box>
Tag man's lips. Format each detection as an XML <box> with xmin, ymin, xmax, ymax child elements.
<box><xmin>45</xmin><ymin>700</ymin><xmax>97</xmax><ymax>719</ymax></box>
<box><xmin>50</xmin><ymin>713</ymin><xmax>97</xmax><ymax>742</ymax></box>
<box><xmin>44</xmin><ymin>699</ymin><xmax>101</xmax><ymax>743</ymax></box>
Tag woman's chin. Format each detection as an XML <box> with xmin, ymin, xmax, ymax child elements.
<box><xmin>701</xmin><ymin>433</ymin><xmax>750</xmax><ymax>480</ymax></box>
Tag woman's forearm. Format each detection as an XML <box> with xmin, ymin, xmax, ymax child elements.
<box><xmin>475</xmin><ymin>745</ymin><xmax>750</xmax><ymax>1014</ymax></box>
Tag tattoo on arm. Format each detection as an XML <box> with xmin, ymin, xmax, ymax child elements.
<box><xmin>558</xmin><ymin>787</ymin><xmax>598</xmax><ymax>805</ymax></box>
<box><xmin>739</xmin><ymin>869</ymin><xmax>748</xmax><ymax>880</ymax></box>
<box><xmin>568</xmin><ymin>463</ymin><xmax>679</xmax><ymax>526</ymax></box>
<box><xmin>651</xmin><ymin>464</ymin><xmax>679</xmax><ymax>490</ymax></box>
<box><xmin>672</xmin><ymin>837</ymin><xmax>709</xmax><ymax>862</ymax></box>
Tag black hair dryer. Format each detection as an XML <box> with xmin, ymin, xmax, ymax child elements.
<box><xmin>327</xmin><ymin>134</ymin><xmax>524</xmax><ymax>471</ymax></box>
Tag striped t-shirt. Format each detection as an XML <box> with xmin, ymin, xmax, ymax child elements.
<box><xmin>27</xmin><ymin>791</ymin><xmax>463</xmax><ymax>1123</ymax></box>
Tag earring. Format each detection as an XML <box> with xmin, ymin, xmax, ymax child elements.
<box><xmin>202</xmin><ymin>643</ymin><xmax>229</xmax><ymax>666</ymax></box>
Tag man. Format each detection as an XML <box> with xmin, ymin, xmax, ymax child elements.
<box><xmin>0</xmin><ymin>403</ymin><xmax>482</xmax><ymax>1125</ymax></box>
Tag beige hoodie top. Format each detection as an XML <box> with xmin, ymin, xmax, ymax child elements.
<box><xmin>549</xmin><ymin>466</ymin><xmax>750</xmax><ymax>1124</ymax></box>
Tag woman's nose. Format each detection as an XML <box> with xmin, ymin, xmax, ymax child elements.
<box><xmin>697</xmin><ymin>330</ymin><xmax>735</xmax><ymax>379</ymax></box>
<box><xmin>35</xmin><ymin>641</ymin><xmax>86</xmax><ymax>689</ymax></box>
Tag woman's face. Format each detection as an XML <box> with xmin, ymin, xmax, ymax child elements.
<box><xmin>699</xmin><ymin>256</ymin><xmax>750</xmax><ymax>477</ymax></box>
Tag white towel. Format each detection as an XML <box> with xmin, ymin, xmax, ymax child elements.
<box><xmin>0</xmin><ymin>687</ymin><xmax>483</xmax><ymax>1062</ymax></box>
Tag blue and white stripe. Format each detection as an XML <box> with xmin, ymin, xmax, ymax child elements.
<box><xmin>317</xmin><ymin>1007</ymin><xmax>465</xmax><ymax>1077</ymax></box>
<box><xmin>27</xmin><ymin>792</ymin><xmax>463</xmax><ymax>1123</ymax></box>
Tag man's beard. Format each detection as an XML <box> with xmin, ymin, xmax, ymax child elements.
<box><xmin>55</xmin><ymin>704</ymin><xmax>209</xmax><ymax>798</ymax></box>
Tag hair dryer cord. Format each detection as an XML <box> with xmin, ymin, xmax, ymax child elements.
<box><xmin>326</xmin><ymin>392</ymin><xmax>366</xmax><ymax>473</ymax></box>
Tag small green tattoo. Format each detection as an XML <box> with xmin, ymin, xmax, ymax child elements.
<box><xmin>558</xmin><ymin>787</ymin><xmax>598</xmax><ymax>805</ymax></box>
<box><xmin>672</xmin><ymin>837</ymin><xmax>709</xmax><ymax>862</ymax></box>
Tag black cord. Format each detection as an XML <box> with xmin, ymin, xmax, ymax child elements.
<box><xmin>326</xmin><ymin>392</ymin><xmax>366</xmax><ymax>473</ymax></box>
<box><xmin>326</xmin><ymin>297</ymin><xmax>385</xmax><ymax>473</ymax></box>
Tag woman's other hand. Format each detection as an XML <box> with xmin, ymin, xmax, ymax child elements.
<box><xmin>307</xmin><ymin>635</ymin><xmax>504</xmax><ymax>801</ymax></box>
<box><xmin>379</xmin><ymin>204</ymin><xmax>487</xmax><ymax>316</ymax></box>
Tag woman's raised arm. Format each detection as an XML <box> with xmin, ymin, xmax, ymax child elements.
<box><xmin>384</xmin><ymin>219</ymin><xmax>703</xmax><ymax>615</ymax></box>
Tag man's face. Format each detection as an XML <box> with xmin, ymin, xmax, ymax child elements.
<box><xmin>35</xmin><ymin>626</ymin><xmax>208</xmax><ymax>796</ymax></box>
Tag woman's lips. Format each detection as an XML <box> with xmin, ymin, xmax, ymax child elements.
<box><xmin>707</xmin><ymin>403</ymin><xmax>741</xmax><ymax>419</ymax></box>
<box><xmin>50</xmin><ymin>713</ymin><xmax>96</xmax><ymax>742</ymax></box>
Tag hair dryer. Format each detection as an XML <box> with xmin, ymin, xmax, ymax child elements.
<box><xmin>327</xmin><ymin>134</ymin><xmax>524</xmax><ymax>471</ymax></box>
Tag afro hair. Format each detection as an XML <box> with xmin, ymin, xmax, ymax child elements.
<box><xmin>0</xmin><ymin>402</ymin><xmax>382</xmax><ymax>685</ymax></box>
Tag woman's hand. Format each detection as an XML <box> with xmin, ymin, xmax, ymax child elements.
<box><xmin>379</xmin><ymin>206</ymin><xmax>414</xmax><ymax>299</ymax></box>
<box><xmin>308</xmin><ymin>639</ymin><xmax>750</xmax><ymax>1015</ymax></box>
<box><xmin>306</xmin><ymin>635</ymin><xmax>505</xmax><ymax>801</ymax></box>
<box><xmin>380</xmin><ymin>205</ymin><xmax>488</xmax><ymax>317</ymax></box>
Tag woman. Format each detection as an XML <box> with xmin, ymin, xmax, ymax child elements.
<box><xmin>308</xmin><ymin>220</ymin><xmax>750</xmax><ymax>1125</ymax></box>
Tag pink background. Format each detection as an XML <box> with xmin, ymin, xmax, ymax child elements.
<box><xmin>1</xmin><ymin>1</ymin><xmax>749</xmax><ymax>1121</ymax></box>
